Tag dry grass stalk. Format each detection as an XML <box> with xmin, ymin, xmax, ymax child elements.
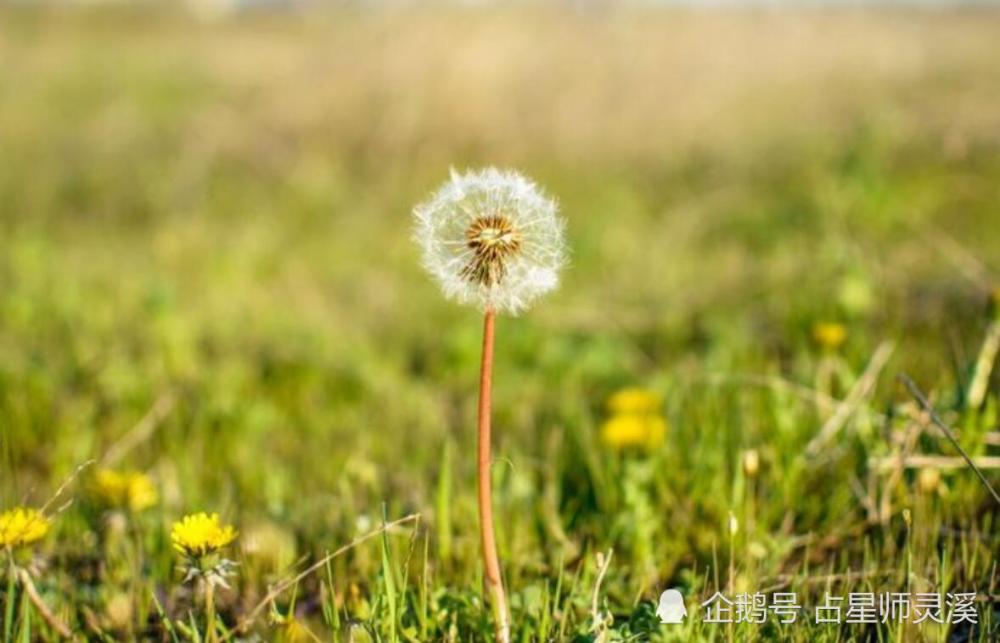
<box><xmin>870</xmin><ymin>455</ymin><xmax>1000</xmax><ymax>472</ymax></box>
<box><xmin>806</xmin><ymin>341</ymin><xmax>895</xmax><ymax>456</ymax></box>
<box><xmin>900</xmin><ymin>374</ymin><xmax>1000</xmax><ymax>507</ymax></box>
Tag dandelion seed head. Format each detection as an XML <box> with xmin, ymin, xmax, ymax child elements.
<box><xmin>414</xmin><ymin>167</ymin><xmax>566</xmax><ymax>315</ymax></box>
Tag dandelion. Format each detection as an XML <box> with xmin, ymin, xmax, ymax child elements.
<box><xmin>0</xmin><ymin>507</ymin><xmax>73</xmax><ymax>637</ymax></box>
<box><xmin>812</xmin><ymin>321</ymin><xmax>847</xmax><ymax>351</ymax></box>
<box><xmin>606</xmin><ymin>388</ymin><xmax>661</xmax><ymax>415</ymax></box>
<box><xmin>600</xmin><ymin>414</ymin><xmax>667</xmax><ymax>450</ymax></box>
<box><xmin>92</xmin><ymin>469</ymin><xmax>159</xmax><ymax>513</ymax></box>
<box><xmin>413</xmin><ymin>168</ymin><xmax>567</xmax><ymax>643</ymax></box>
<box><xmin>171</xmin><ymin>512</ymin><xmax>238</xmax><ymax>559</ymax></box>
<box><xmin>414</xmin><ymin>167</ymin><xmax>566</xmax><ymax>316</ymax></box>
<box><xmin>0</xmin><ymin>507</ymin><xmax>49</xmax><ymax>550</ymax></box>
<box><xmin>172</xmin><ymin>513</ymin><xmax>239</xmax><ymax>643</ymax></box>
<box><xmin>600</xmin><ymin>388</ymin><xmax>666</xmax><ymax>451</ymax></box>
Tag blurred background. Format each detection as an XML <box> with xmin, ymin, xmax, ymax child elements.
<box><xmin>1</xmin><ymin>1</ymin><xmax>1000</xmax><ymax>640</ymax></box>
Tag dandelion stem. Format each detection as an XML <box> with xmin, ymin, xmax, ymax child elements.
<box><xmin>204</xmin><ymin>580</ymin><xmax>217</xmax><ymax>643</ymax></box>
<box><xmin>477</xmin><ymin>309</ymin><xmax>510</xmax><ymax>643</ymax></box>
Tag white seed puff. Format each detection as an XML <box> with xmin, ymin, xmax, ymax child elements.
<box><xmin>414</xmin><ymin>168</ymin><xmax>566</xmax><ymax>315</ymax></box>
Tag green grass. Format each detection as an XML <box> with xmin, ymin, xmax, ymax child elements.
<box><xmin>1</xmin><ymin>6</ymin><xmax>1000</xmax><ymax>641</ymax></box>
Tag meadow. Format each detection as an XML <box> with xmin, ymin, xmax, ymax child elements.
<box><xmin>1</xmin><ymin>5</ymin><xmax>1000</xmax><ymax>641</ymax></box>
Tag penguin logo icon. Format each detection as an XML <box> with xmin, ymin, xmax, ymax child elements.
<box><xmin>656</xmin><ymin>588</ymin><xmax>687</xmax><ymax>624</ymax></box>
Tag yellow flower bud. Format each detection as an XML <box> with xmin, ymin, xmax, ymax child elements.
<box><xmin>742</xmin><ymin>449</ymin><xmax>760</xmax><ymax>478</ymax></box>
<box><xmin>918</xmin><ymin>467</ymin><xmax>941</xmax><ymax>494</ymax></box>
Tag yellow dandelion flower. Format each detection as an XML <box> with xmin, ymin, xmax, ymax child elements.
<box><xmin>606</xmin><ymin>388</ymin><xmax>662</xmax><ymax>415</ymax></box>
<box><xmin>93</xmin><ymin>470</ymin><xmax>122</xmax><ymax>503</ymax></box>
<box><xmin>812</xmin><ymin>321</ymin><xmax>847</xmax><ymax>351</ymax></box>
<box><xmin>171</xmin><ymin>513</ymin><xmax>238</xmax><ymax>558</ymax></box>
<box><xmin>600</xmin><ymin>387</ymin><xmax>666</xmax><ymax>451</ymax></box>
<box><xmin>601</xmin><ymin>415</ymin><xmax>646</xmax><ymax>448</ymax></box>
<box><xmin>122</xmin><ymin>473</ymin><xmax>158</xmax><ymax>512</ymax></box>
<box><xmin>0</xmin><ymin>507</ymin><xmax>50</xmax><ymax>549</ymax></box>
<box><xmin>600</xmin><ymin>411</ymin><xmax>667</xmax><ymax>451</ymax></box>
<box><xmin>93</xmin><ymin>469</ymin><xmax>159</xmax><ymax>512</ymax></box>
